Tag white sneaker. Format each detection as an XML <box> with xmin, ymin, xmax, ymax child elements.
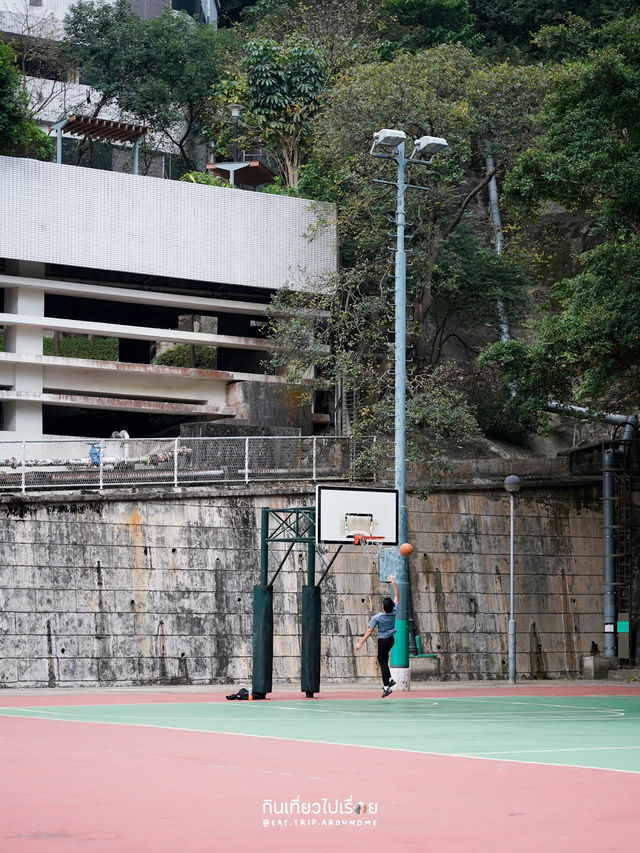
<box><xmin>382</xmin><ymin>686</ymin><xmax>393</xmax><ymax>698</ymax></box>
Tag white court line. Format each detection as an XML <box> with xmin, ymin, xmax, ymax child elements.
<box><xmin>0</xmin><ymin>705</ymin><xmax>625</xmax><ymax>720</ymax></box>
<box><xmin>459</xmin><ymin>745</ymin><xmax>640</xmax><ymax>756</ymax></box>
<box><xmin>0</xmin><ymin>712</ymin><xmax>638</xmax><ymax>774</ymax></box>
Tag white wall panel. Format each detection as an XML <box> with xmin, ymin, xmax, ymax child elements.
<box><xmin>0</xmin><ymin>157</ymin><xmax>337</xmax><ymax>291</ymax></box>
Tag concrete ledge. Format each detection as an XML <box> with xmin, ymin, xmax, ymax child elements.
<box><xmin>581</xmin><ymin>655</ymin><xmax>618</xmax><ymax>679</ymax></box>
<box><xmin>410</xmin><ymin>654</ymin><xmax>440</xmax><ymax>681</ymax></box>
<box><xmin>607</xmin><ymin>667</ymin><xmax>640</xmax><ymax>682</ymax></box>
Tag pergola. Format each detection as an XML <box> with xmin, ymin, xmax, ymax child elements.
<box><xmin>50</xmin><ymin>115</ymin><xmax>149</xmax><ymax>174</ymax></box>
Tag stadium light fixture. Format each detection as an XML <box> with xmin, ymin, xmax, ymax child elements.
<box><xmin>370</xmin><ymin>129</ymin><xmax>407</xmax><ymax>154</ymax></box>
<box><xmin>410</xmin><ymin>135</ymin><xmax>449</xmax><ymax>160</ymax></box>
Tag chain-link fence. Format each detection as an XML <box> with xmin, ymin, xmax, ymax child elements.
<box><xmin>0</xmin><ymin>436</ymin><xmax>377</xmax><ymax>494</ymax></box>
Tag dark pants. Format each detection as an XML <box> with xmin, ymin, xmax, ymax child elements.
<box><xmin>377</xmin><ymin>635</ymin><xmax>395</xmax><ymax>686</ymax></box>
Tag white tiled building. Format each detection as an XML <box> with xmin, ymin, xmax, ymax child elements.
<box><xmin>1</xmin><ymin>0</ymin><xmax>337</xmax><ymax>442</ymax></box>
<box><xmin>0</xmin><ymin>155</ymin><xmax>337</xmax><ymax>440</ymax></box>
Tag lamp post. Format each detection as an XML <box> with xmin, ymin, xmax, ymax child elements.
<box><xmin>229</xmin><ymin>104</ymin><xmax>243</xmax><ymax>162</ymax></box>
<box><xmin>504</xmin><ymin>475</ymin><xmax>521</xmax><ymax>683</ymax></box>
<box><xmin>370</xmin><ymin>129</ymin><xmax>448</xmax><ymax>689</ymax></box>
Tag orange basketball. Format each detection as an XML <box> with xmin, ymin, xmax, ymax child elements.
<box><xmin>399</xmin><ymin>542</ymin><xmax>413</xmax><ymax>557</ymax></box>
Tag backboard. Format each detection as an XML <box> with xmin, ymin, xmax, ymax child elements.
<box><xmin>315</xmin><ymin>485</ymin><xmax>399</xmax><ymax>545</ymax></box>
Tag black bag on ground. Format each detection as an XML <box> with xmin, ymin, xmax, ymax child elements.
<box><xmin>226</xmin><ymin>687</ymin><xmax>249</xmax><ymax>700</ymax></box>
<box><xmin>225</xmin><ymin>687</ymin><xmax>267</xmax><ymax>700</ymax></box>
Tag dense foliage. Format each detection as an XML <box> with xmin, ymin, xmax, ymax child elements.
<box><xmin>64</xmin><ymin>1</ymin><xmax>234</xmax><ymax>168</ymax></box>
<box><xmin>0</xmin><ymin>42</ymin><xmax>52</xmax><ymax>159</ymax></box>
<box><xmin>53</xmin><ymin>0</ymin><xmax>640</xmax><ymax>467</ymax></box>
<box><xmin>481</xmin><ymin>13</ymin><xmax>640</xmax><ymax>416</ymax></box>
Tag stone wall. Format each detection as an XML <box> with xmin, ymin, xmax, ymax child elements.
<box><xmin>0</xmin><ymin>475</ymin><xmax>606</xmax><ymax>688</ymax></box>
<box><xmin>408</xmin><ymin>484</ymin><xmax>603</xmax><ymax>680</ymax></box>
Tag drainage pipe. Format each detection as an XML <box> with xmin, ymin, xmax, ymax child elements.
<box><xmin>545</xmin><ymin>402</ymin><xmax>638</xmax><ymax>445</ymax></box>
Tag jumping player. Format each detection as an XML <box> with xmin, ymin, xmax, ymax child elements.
<box><xmin>355</xmin><ymin>575</ymin><xmax>399</xmax><ymax>697</ymax></box>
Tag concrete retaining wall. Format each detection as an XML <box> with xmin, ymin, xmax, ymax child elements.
<box><xmin>0</xmin><ymin>477</ymin><xmax>605</xmax><ymax>688</ymax></box>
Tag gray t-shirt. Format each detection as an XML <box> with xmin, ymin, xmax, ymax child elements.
<box><xmin>368</xmin><ymin>604</ymin><xmax>397</xmax><ymax>639</ymax></box>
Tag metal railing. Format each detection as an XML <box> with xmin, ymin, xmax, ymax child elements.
<box><xmin>0</xmin><ymin>435</ymin><xmax>376</xmax><ymax>494</ymax></box>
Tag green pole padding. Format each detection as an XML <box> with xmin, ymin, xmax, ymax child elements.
<box><xmin>301</xmin><ymin>584</ymin><xmax>321</xmax><ymax>695</ymax></box>
<box><xmin>391</xmin><ymin>617</ymin><xmax>410</xmax><ymax>667</ymax></box>
<box><xmin>390</xmin><ymin>579</ymin><xmax>410</xmax><ymax>668</ymax></box>
<box><xmin>260</xmin><ymin>507</ymin><xmax>269</xmax><ymax>586</ymax></box>
<box><xmin>252</xmin><ymin>583</ymin><xmax>273</xmax><ymax>695</ymax></box>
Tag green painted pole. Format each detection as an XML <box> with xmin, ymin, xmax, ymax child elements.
<box><xmin>252</xmin><ymin>506</ymin><xmax>273</xmax><ymax>694</ymax></box>
<box><xmin>301</xmin><ymin>509</ymin><xmax>320</xmax><ymax>696</ymax></box>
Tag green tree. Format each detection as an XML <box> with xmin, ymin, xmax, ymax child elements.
<box><xmin>265</xmin><ymin>42</ymin><xmax>542</xmax><ymax>465</ymax></box>
<box><xmin>382</xmin><ymin>0</ymin><xmax>480</xmax><ymax>54</ymax></box>
<box><xmin>64</xmin><ymin>1</ymin><xmax>232</xmax><ymax>169</ymax></box>
<box><xmin>469</xmin><ymin>0</ymin><xmax>636</xmax><ymax>53</ymax></box>
<box><xmin>239</xmin><ymin>0</ymin><xmax>386</xmax><ymax>75</ymax></box>
<box><xmin>481</xmin><ymin>13</ymin><xmax>640</xmax><ymax>412</ymax></box>
<box><xmin>0</xmin><ymin>42</ymin><xmax>53</xmax><ymax>159</ymax></box>
<box><xmin>242</xmin><ymin>36</ymin><xmax>326</xmax><ymax>186</ymax></box>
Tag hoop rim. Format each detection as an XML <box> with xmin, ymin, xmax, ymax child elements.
<box><xmin>348</xmin><ymin>533</ymin><xmax>386</xmax><ymax>546</ymax></box>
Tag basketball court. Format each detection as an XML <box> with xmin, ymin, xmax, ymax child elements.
<box><xmin>1</xmin><ymin>682</ymin><xmax>639</xmax><ymax>852</ymax></box>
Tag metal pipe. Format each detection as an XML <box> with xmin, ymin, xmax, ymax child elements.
<box><xmin>546</xmin><ymin>401</ymin><xmax>638</xmax><ymax>442</ymax></box>
<box><xmin>508</xmin><ymin>490</ymin><xmax>516</xmax><ymax>682</ymax></box>
<box><xmin>504</xmin><ymin>475</ymin><xmax>521</xmax><ymax>682</ymax></box>
<box><xmin>603</xmin><ymin>448</ymin><xmax>617</xmax><ymax>658</ymax></box>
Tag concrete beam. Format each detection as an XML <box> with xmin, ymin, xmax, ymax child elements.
<box><xmin>0</xmin><ymin>351</ymin><xmax>291</xmax><ymax>384</ymax></box>
<box><xmin>0</xmin><ymin>273</ymin><xmax>272</xmax><ymax>316</ymax></box>
<box><xmin>0</xmin><ymin>390</ymin><xmax>235</xmax><ymax>416</ymax></box>
<box><xmin>0</xmin><ymin>312</ymin><xmax>274</xmax><ymax>351</ymax></box>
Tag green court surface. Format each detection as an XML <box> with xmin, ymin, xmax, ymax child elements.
<box><xmin>2</xmin><ymin>694</ymin><xmax>639</xmax><ymax>773</ymax></box>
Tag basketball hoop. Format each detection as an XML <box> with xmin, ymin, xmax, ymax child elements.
<box><xmin>349</xmin><ymin>533</ymin><xmax>386</xmax><ymax>560</ymax></box>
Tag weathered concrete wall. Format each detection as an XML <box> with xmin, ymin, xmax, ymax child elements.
<box><xmin>0</xmin><ymin>476</ymin><xmax>605</xmax><ymax>688</ymax></box>
<box><xmin>408</xmin><ymin>484</ymin><xmax>603</xmax><ymax>680</ymax></box>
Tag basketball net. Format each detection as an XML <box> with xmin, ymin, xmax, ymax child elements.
<box><xmin>351</xmin><ymin>534</ymin><xmax>385</xmax><ymax>559</ymax></box>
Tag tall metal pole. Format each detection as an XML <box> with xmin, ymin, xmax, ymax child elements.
<box><xmin>371</xmin><ymin>130</ymin><xmax>449</xmax><ymax>690</ymax></box>
<box><xmin>389</xmin><ymin>142</ymin><xmax>410</xmax><ymax>685</ymax></box>
<box><xmin>603</xmin><ymin>448</ymin><xmax>617</xmax><ymax>657</ymax></box>
<box><xmin>508</xmin><ymin>491</ymin><xmax>516</xmax><ymax>683</ymax></box>
<box><xmin>504</xmin><ymin>475</ymin><xmax>521</xmax><ymax>683</ymax></box>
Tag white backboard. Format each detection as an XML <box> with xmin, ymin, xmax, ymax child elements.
<box><xmin>316</xmin><ymin>486</ymin><xmax>398</xmax><ymax>545</ymax></box>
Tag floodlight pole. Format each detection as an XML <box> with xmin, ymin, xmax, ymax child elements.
<box><xmin>393</xmin><ymin>142</ymin><xmax>410</xmax><ymax>677</ymax></box>
<box><xmin>370</xmin><ymin>138</ymin><xmax>410</xmax><ymax>686</ymax></box>
<box><xmin>370</xmin><ymin>132</ymin><xmax>447</xmax><ymax>690</ymax></box>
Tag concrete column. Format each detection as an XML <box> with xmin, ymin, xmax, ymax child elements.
<box><xmin>3</xmin><ymin>261</ymin><xmax>45</xmax><ymax>437</ymax></box>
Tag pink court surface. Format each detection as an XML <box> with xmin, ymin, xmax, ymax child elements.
<box><xmin>1</xmin><ymin>681</ymin><xmax>639</xmax><ymax>852</ymax></box>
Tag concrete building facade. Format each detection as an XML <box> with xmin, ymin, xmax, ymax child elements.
<box><xmin>0</xmin><ymin>155</ymin><xmax>337</xmax><ymax>440</ymax></box>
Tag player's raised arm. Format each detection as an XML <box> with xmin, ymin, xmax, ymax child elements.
<box><xmin>388</xmin><ymin>574</ymin><xmax>399</xmax><ymax>604</ymax></box>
